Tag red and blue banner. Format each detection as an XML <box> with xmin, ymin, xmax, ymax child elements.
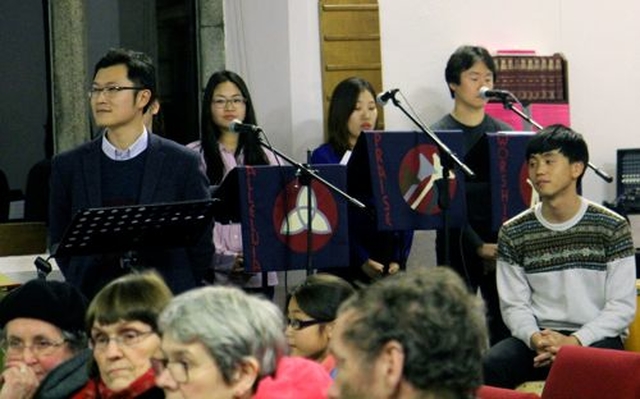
<box><xmin>218</xmin><ymin>165</ymin><xmax>349</xmax><ymax>273</ymax></box>
<box><xmin>487</xmin><ymin>131</ymin><xmax>537</xmax><ymax>231</ymax></box>
<box><xmin>347</xmin><ymin>131</ymin><xmax>467</xmax><ymax>231</ymax></box>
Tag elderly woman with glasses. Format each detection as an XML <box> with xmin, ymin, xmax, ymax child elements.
<box><xmin>187</xmin><ymin>70</ymin><xmax>279</xmax><ymax>298</ymax></box>
<box><xmin>69</xmin><ymin>271</ymin><xmax>172</xmax><ymax>398</ymax></box>
<box><xmin>153</xmin><ymin>285</ymin><xmax>332</xmax><ymax>399</ymax></box>
<box><xmin>0</xmin><ymin>279</ymin><xmax>88</xmax><ymax>399</ymax></box>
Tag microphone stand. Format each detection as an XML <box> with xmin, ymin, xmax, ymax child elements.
<box><xmin>256</xmin><ymin>129</ymin><xmax>366</xmax><ymax>277</ymax></box>
<box><xmin>387</xmin><ymin>93</ymin><xmax>475</xmax><ymax>267</ymax></box>
<box><xmin>305</xmin><ymin>150</ymin><xmax>314</xmax><ymax>278</ymax></box>
<box><xmin>498</xmin><ymin>96</ymin><xmax>613</xmax><ymax>183</ymax></box>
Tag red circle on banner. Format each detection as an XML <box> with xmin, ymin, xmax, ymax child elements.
<box><xmin>398</xmin><ymin>144</ymin><xmax>458</xmax><ymax>215</ymax></box>
<box><xmin>272</xmin><ymin>179</ymin><xmax>339</xmax><ymax>253</ymax></box>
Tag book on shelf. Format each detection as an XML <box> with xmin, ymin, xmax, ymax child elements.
<box><xmin>492</xmin><ymin>53</ymin><xmax>568</xmax><ymax>103</ymax></box>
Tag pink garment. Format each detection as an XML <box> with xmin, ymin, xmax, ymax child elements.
<box><xmin>254</xmin><ymin>357</ymin><xmax>332</xmax><ymax>399</ymax></box>
<box><xmin>320</xmin><ymin>354</ymin><xmax>336</xmax><ymax>375</ymax></box>
<box><xmin>187</xmin><ymin>141</ymin><xmax>278</xmax><ymax>287</ymax></box>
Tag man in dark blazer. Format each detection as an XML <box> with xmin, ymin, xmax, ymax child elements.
<box><xmin>49</xmin><ymin>48</ymin><xmax>213</xmax><ymax>299</ymax></box>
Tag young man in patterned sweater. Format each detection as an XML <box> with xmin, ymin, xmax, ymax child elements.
<box><xmin>483</xmin><ymin>124</ymin><xmax>636</xmax><ymax>389</ymax></box>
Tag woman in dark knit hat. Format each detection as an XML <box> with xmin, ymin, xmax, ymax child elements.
<box><xmin>0</xmin><ymin>278</ymin><xmax>89</xmax><ymax>399</ymax></box>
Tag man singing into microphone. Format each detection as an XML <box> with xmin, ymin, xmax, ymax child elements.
<box><xmin>430</xmin><ymin>45</ymin><xmax>512</xmax><ymax>346</ymax></box>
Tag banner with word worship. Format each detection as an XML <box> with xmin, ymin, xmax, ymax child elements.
<box><xmin>347</xmin><ymin>131</ymin><xmax>466</xmax><ymax>231</ymax></box>
<box><xmin>487</xmin><ymin>131</ymin><xmax>537</xmax><ymax>231</ymax></box>
<box><xmin>214</xmin><ymin>165</ymin><xmax>349</xmax><ymax>273</ymax></box>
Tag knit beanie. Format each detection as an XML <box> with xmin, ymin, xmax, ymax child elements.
<box><xmin>0</xmin><ymin>279</ymin><xmax>88</xmax><ymax>334</ymax></box>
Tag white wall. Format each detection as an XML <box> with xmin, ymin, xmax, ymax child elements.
<box><xmin>228</xmin><ymin>0</ymin><xmax>640</xmax><ymax>206</ymax></box>
<box><xmin>225</xmin><ymin>0</ymin><xmax>295</xmax><ymax>159</ymax></box>
<box><xmin>378</xmin><ymin>0</ymin><xmax>640</xmax><ymax>205</ymax></box>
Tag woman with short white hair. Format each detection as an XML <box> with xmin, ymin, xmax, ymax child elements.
<box><xmin>154</xmin><ymin>285</ymin><xmax>332</xmax><ymax>399</ymax></box>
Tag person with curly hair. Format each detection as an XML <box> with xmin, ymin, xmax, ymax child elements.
<box><xmin>327</xmin><ymin>266</ymin><xmax>488</xmax><ymax>398</ymax></box>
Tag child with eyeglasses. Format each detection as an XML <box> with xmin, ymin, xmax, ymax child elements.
<box><xmin>285</xmin><ymin>273</ymin><xmax>355</xmax><ymax>377</ymax></box>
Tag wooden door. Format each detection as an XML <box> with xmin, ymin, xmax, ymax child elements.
<box><xmin>318</xmin><ymin>0</ymin><xmax>384</xmax><ymax>138</ymax></box>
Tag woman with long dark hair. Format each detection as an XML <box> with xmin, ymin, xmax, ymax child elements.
<box><xmin>310</xmin><ymin>77</ymin><xmax>413</xmax><ymax>286</ymax></box>
<box><xmin>188</xmin><ymin>70</ymin><xmax>277</xmax><ymax>297</ymax></box>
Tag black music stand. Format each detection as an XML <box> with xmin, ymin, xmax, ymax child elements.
<box><xmin>51</xmin><ymin>199</ymin><xmax>216</xmax><ymax>271</ymax></box>
<box><xmin>211</xmin><ymin>167</ymin><xmax>270</xmax><ymax>290</ymax></box>
<box><xmin>210</xmin><ymin>171</ymin><xmax>240</xmax><ymax>225</ymax></box>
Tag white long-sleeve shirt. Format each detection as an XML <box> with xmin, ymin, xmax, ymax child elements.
<box><xmin>497</xmin><ymin>198</ymin><xmax>636</xmax><ymax>347</ymax></box>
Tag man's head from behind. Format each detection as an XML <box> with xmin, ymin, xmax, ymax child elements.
<box><xmin>328</xmin><ymin>267</ymin><xmax>488</xmax><ymax>399</ymax></box>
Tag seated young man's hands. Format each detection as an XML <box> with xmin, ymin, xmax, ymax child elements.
<box><xmin>531</xmin><ymin>329</ymin><xmax>581</xmax><ymax>368</ymax></box>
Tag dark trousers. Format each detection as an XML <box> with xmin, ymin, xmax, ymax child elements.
<box><xmin>483</xmin><ymin>335</ymin><xmax>624</xmax><ymax>389</ymax></box>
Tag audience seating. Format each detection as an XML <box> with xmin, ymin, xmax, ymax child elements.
<box><xmin>477</xmin><ymin>385</ymin><xmax>541</xmax><ymax>398</ymax></box>
<box><xmin>541</xmin><ymin>345</ymin><xmax>640</xmax><ymax>398</ymax></box>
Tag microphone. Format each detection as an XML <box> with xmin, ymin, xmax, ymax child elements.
<box><xmin>228</xmin><ymin>119</ymin><xmax>262</xmax><ymax>134</ymax></box>
<box><xmin>479</xmin><ymin>86</ymin><xmax>512</xmax><ymax>100</ymax></box>
<box><xmin>376</xmin><ymin>88</ymin><xmax>400</xmax><ymax>106</ymax></box>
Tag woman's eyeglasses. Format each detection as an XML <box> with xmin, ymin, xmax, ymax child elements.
<box><xmin>90</xmin><ymin>330</ymin><xmax>155</xmax><ymax>351</ymax></box>
<box><xmin>211</xmin><ymin>96</ymin><xmax>247</xmax><ymax>109</ymax></box>
<box><xmin>1</xmin><ymin>337</ymin><xmax>67</xmax><ymax>358</ymax></box>
<box><xmin>151</xmin><ymin>357</ymin><xmax>190</xmax><ymax>384</ymax></box>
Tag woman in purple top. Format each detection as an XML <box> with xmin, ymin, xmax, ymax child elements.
<box><xmin>188</xmin><ymin>70</ymin><xmax>278</xmax><ymax>298</ymax></box>
<box><xmin>310</xmin><ymin>77</ymin><xmax>413</xmax><ymax>286</ymax></box>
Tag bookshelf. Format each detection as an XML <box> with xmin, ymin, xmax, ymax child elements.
<box><xmin>494</xmin><ymin>52</ymin><xmax>568</xmax><ymax>103</ymax></box>
<box><xmin>486</xmin><ymin>51</ymin><xmax>571</xmax><ymax>129</ymax></box>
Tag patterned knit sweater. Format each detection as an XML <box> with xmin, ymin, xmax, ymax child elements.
<box><xmin>497</xmin><ymin>197</ymin><xmax>636</xmax><ymax>347</ymax></box>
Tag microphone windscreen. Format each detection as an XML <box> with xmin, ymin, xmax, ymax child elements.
<box><xmin>478</xmin><ymin>86</ymin><xmax>491</xmax><ymax>99</ymax></box>
<box><xmin>376</xmin><ymin>92</ymin><xmax>389</xmax><ymax>106</ymax></box>
<box><xmin>228</xmin><ymin>119</ymin><xmax>243</xmax><ymax>134</ymax></box>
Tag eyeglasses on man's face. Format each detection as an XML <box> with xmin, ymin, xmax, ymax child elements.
<box><xmin>151</xmin><ymin>357</ymin><xmax>190</xmax><ymax>384</ymax></box>
<box><xmin>211</xmin><ymin>96</ymin><xmax>247</xmax><ymax>109</ymax></box>
<box><xmin>1</xmin><ymin>336</ymin><xmax>67</xmax><ymax>358</ymax></box>
<box><xmin>88</xmin><ymin>86</ymin><xmax>145</xmax><ymax>99</ymax></box>
<box><xmin>90</xmin><ymin>329</ymin><xmax>155</xmax><ymax>351</ymax></box>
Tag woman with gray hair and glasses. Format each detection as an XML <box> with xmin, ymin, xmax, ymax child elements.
<box><xmin>153</xmin><ymin>285</ymin><xmax>332</xmax><ymax>399</ymax></box>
